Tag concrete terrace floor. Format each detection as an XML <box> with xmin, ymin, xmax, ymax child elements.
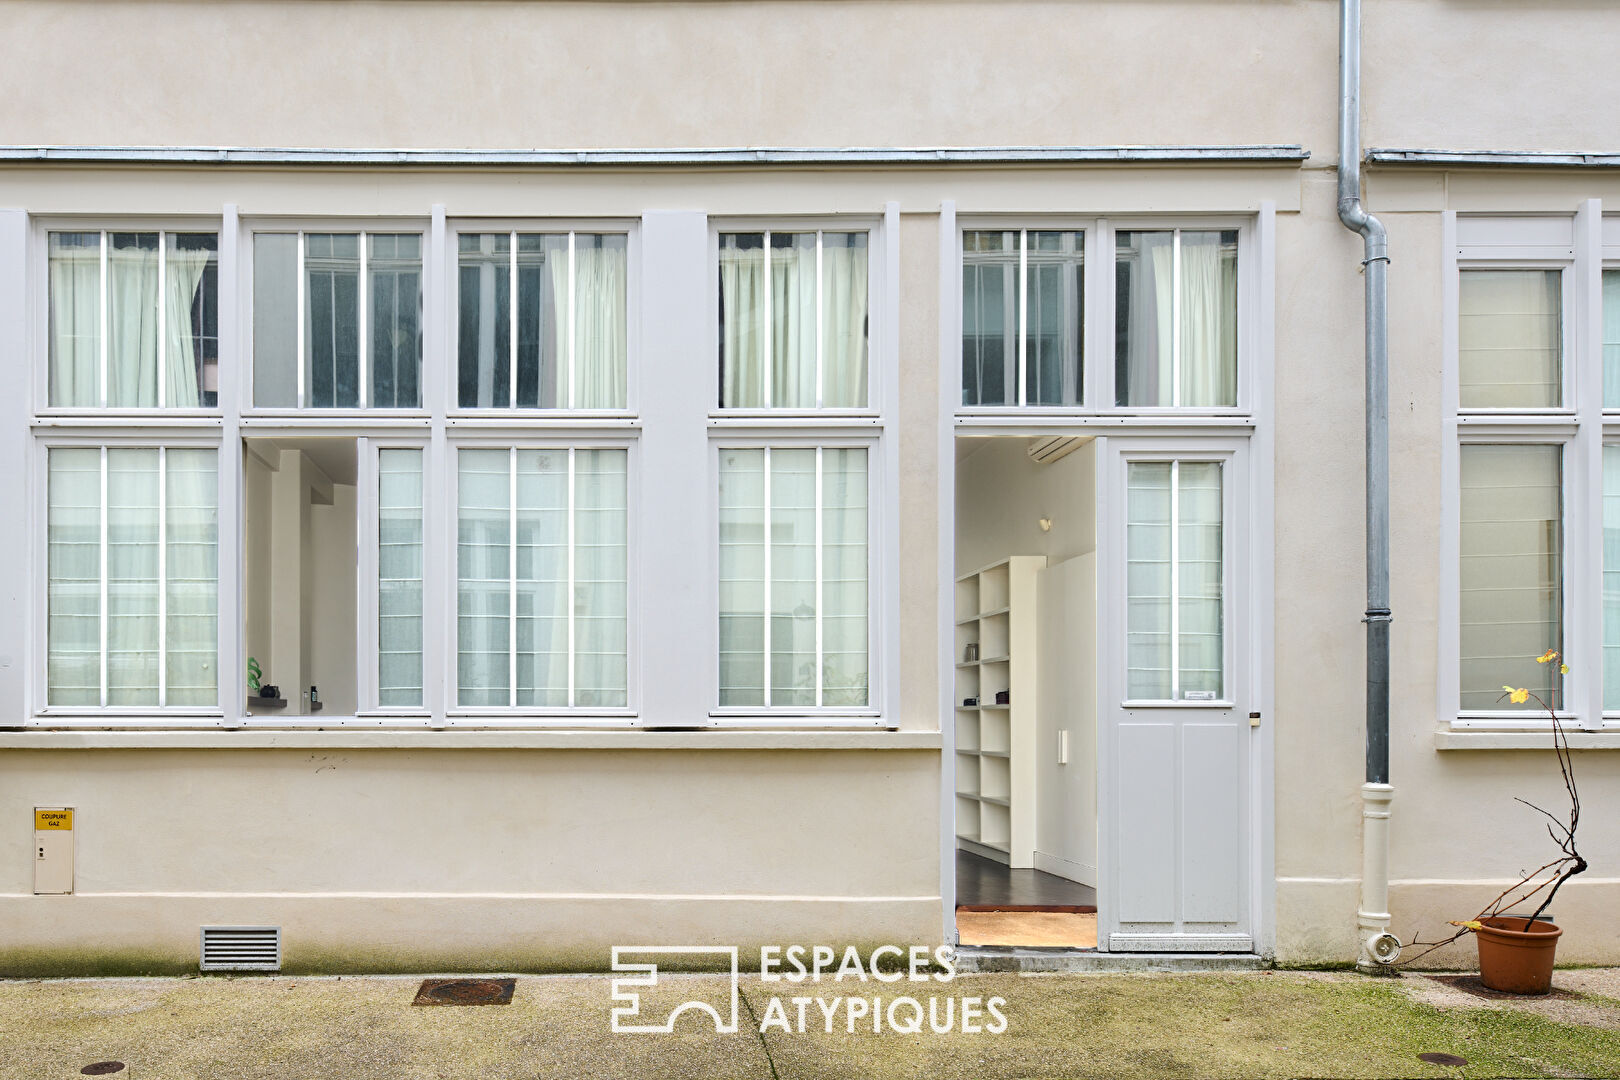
<box><xmin>2</xmin><ymin>969</ymin><xmax>1620</xmax><ymax>1079</ymax></box>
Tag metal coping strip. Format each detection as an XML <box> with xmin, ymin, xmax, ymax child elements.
<box><xmin>1368</xmin><ymin>148</ymin><xmax>1620</xmax><ymax>168</ymax></box>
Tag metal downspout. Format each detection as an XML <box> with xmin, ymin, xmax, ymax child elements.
<box><xmin>1336</xmin><ymin>0</ymin><xmax>1398</xmax><ymax>973</ymax></box>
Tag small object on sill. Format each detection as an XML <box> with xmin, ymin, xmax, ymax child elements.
<box><xmin>994</xmin><ymin>689</ymin><xmax>1010</xmax><ymax>705</ymax></box>
<box><xmin>248</xmin><ymin>697</ymin><xmax>288</xmax><ymax>709</ymax></box>
<box><xmin>962</xmin><ymin>697</ymin><xmax>978</xmax><ymax>707</ymax></box>
<box><xmin>309</xmin><ymin>702</ymin><xmax>323</xmax><ymax>712</ymax></box>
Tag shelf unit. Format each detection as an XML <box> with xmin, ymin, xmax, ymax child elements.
<box><xmin>953</xmin><ymin>555</ymin><xmax>1043</xmax><ymax>867</ymax></box>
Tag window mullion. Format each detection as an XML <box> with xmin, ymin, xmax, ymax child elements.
<box><xmin>567</xmin><ymin>232</ymin><xmax>577</xmax><ymax>411</ymax></box>
<box><xmin>815</xmin><ymin>231</ymin><xmax>825</xmax><ymax>409</ymax></box>
<box><xmin>1018</xmin><ymin>229</ymin><xmax>1028</xmax><ymax>407</ymax></box>
<box><xmin>295</xmin><ymin>231</ymin><xmax>306</xmax><ymax>409</ymax></box>
<box><xmin>762</xmin><ymin>446</ymin><xmax>772</xmax><ymax>708</ymax></box>
<box><xmin>508</xmin><ymin>446</ymin><xmax>517</xmax><ymax>709</ymax></box>
<box><xmin>358</xmin><ymin>232</ymin><xmax>369</xmax><ymax>409</ymax></box>
<box><xmin>508</xmin><ymin>231</ymin><xmax>518</xmax><ymax>408</ymax></box>
<box><xmin>98</xmin><ymin>446</ymin><xmax>108</xmax><ymax>708</ymax></box>
<box><xmin>1171</xmin><ymin>230</ymin><xmax>1182</xmax><ymax>408</ymax></box>
<box><xmin>567</xmin><ymin>446</ymin><xmax>577</xmax><ymax>708</ymax></box>
<box><xmin>762</xmin><ymin>231</ymin><xmax>773</xmax><ymax>409</ymax></box>
<box><xmin>98</xmin><ymin>232</ymin><xmax>108</xmax><ymax>409</ymax></box>
<box><xmin>157</xmin><ymin>230</ymin><xmax>167</xmax><ymax>409</ymax></box>
<box><xmin>157</xmin><ymin>447</ymin><xmax>167</xmax><ymax>707</ymax></box>
<box><xmin>1170</xmin><ymin>459</ymin><xmax>1181</xmax><ymax>701</ymax></box>
<box><xmin>814</xmin><ymin>447</ymin><xmax>824</xmax><ymax>708</ymax></box>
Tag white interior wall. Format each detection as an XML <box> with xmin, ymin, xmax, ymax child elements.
<box><xmin>244</xmin><ymin>452</ymin><xmax>273</xmax><ymax>698</ymax></box>
<box><xmin>956</xmin><ymin>437</ymin><xmax>1098</xmax><ymax>884</ymax></box>
<box><xmin>309</xmin><ymin>487</ymin><xmax>358</xmax><ymax>717</ymax></box>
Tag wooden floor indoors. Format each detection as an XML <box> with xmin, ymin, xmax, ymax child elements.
<box><xmin>956</xmin><ymin>850</ymin><xmax>1098</xmax><ymax>948</ymax></box>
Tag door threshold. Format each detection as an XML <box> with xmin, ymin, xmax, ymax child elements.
<box><xmin>953</xmin><ymin>946</ymin><xmax>1269</xmax><ymax>974</ymax></box>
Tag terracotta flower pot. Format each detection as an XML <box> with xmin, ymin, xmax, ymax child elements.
<box><xmin>1475</xmin><ymin>916</ymin><xmax>1562</xmax><ymax>995</ymax></box>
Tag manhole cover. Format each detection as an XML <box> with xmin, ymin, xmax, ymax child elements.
<box><xmin>80</xmin><ymin>1064</ymin><xmax>126</xmax><ymax>1076</ymax></box>
<box><xmin>412</xmin><ymin>978</ymin><xmax>516</xmax><ymax>1006</ymax></box>
<box><xmin>1417</xmin><ymin>1052</ymin><xmax>1469</xmax><ymax>1068</ymax></box>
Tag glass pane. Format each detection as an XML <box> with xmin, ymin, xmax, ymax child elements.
<box><xmin>719</xmin><ymin>448</ymin><xmax>766</xmax><ymax>704</ymax></box>
<box><xmin>106</xmin><ymin>448</ymin><xmax>160</xmax><ymax>705</ymax></box>
<box><xmin>305</xmin><ymin>233</ymin><xmax>361</xmax><ymax>408</ymax></box>
<box><xmin>1459</xmin><ymin>270</ymin><xmax>1561</xmax><ymax>409</ymax></box>
<box><xmin>574</xmin><ymin>449</ymin><xmax>628</xmax><ymax>706</ymax></box>
<box><xmin>1177</xmin><ymin>462</ymin><xmax>1224</xmax><ymax>698</ymax></box>
<box><xmin>252</xmin><ymin>233</ymin><xmax>299</xmax><ymax>407</ymax></box>
<box><xmin>168</xmin><ymin>234</ymin><xmax>219</xmax><ymax>408</ymax></box>
<box><xmin>1116</xmin><ymin>231</ymin><xmax>1174</xmax><ymax>407</ymax></box>
<box><xmin>516</xmin><ymin>234</ymin><xmax>568</xmax><ymax>408</ymax></box>
<box><xmin>1604</xmin><ymin>446</ymin><xmax>1620</xmax><ymax>712</ymax></box>
<box><xmin>458</xmin><ymin>233</ymin><xmax>512</xmax><ymax>408</ymax></box>
<box><xmin>1604</xmin><ymin>271</ymin><xmax>1620</xmax><ymax>409</ymax></box>
<box><xmin>515</xmin><ymin>449</ymin><xmax>569</xmax><ymax>708</ymax></box>
<box><xmin>1126</xmin><ymin>462</ymin><xmax>1173</xmax><ymax>698</ymax></box>
<box><xmin>368</xmin><ymin>234</ymin><xmax>422</xmax><ymax>408</ymax></box>
<box><xmin>770</xmin><ymin>448</ymin><xmax>817</xmax><ymax>705</ymax></box>
<box><xmin>962</xmin><ymin>230</ymin><xmax>1016</xmax><ymax>407</ymax></box>
<box><xmin>378</xmin><ymin>449</ymin><xmax>424</xmax><ymax>707</ymax></box>
<box><xmin>575</xmin><ymin>234</ymin><xmax>629</xmax><ymax>409</ymax></box>
<box><xmin>822</xmin><ymin>448</ymin><xmax>869</xmax><ymax>705</ymax></box>
<box><xmin>822</xmin><ymin>233</ymin><xmax>869</xmax><ymax>408</ymax></box>
<box><xmin>47</xmin><ymin>448</ymin><xmax>102</xmax><ymax>705</ymax></box>
<box><xmin>1026</xmin><ymin>231</ymin><xmax>1084</xmax><ymax>406</ymax></box>
<box><xmin>719</xmin><ymin>234</ymin><xmax>766</xmax><ymax>408</ymax></box>
<box><xmin>165</xmin><ymin>449</ymin><xmax>218</xmax><ymax>706</ymax></box>
<box><xmin>1180</xmin><ymin>231</ymin><xmax>1238</xmax><ymax>408</ymax></box>
<box><xmin>1459</xmin><ymin>444</ymin><xmax>1562</xmax><ymax>709</ymax></box>
<box><xmin>48</xmin><ymin>232</ymin><xmax>102</xmax><ymax>407</ymax></box>
<box><xmin>771</xmin><ymin>232</ymin><xmax>818</xmax><ymax>409</ymax></box>
<box><xmin>457</xmin><ymin>449</ymin><xmax>511</xmax><ymax>706</ymax></box>
<box><xmin>107</xmin><ymin>233</ymin><xmax>160</xmax><ymax>408</ymax></box>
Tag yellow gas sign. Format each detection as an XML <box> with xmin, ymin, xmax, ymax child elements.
<box><xmin>34</xmin><ymin>809</ymin><xmax>73</xmax><ymax>830</ymax></box>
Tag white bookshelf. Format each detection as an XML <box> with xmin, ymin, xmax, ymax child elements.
<box><xmin>953</xmin><ymin>555</ymin><xmax>1043</xmax><ymax>867</ymax></box>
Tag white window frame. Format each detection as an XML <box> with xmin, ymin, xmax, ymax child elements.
<box><xmin>446</xmin><ymin>218</ymin><xmax>640</xmax><ymax>418</ymax></box>
<box><xmin>1112</xmin><ymin>445</ymin><xmax>1240</xmax><ymax>710</ymax></box>
<box><xmin>708</xmin><ymin>435</ymin><xmax>883</xmax><ymax>723</ymax></box>
<box><xmin>1441</xmin><ymin>206</ymin><xmax>1614</xmax><ymax>732</ymax></box>
<box><xmin>33</xmin><ymin>216</ymin><xmax>224</xmax><ymax>417</ymax></box>
<box><xmin>443</xmin><ymin>434</ymin><xmax>639</xmax><ymax>727</ymax></box>
<box><xmin>242</xmin><ymin>217</ymin><xmax>430</xmax><ymax>416</ymax></box>
<box><xmin>955</xmin><ymin>215</ymin><xmax>1256</xmax><ymax>422</ymax></box>
<box><xmin>30</xmin><ymin>431</ymin><xmax>229</xmax><ymax>721</ymax></box>
<box><xmin>710</xmin><ymin>217</ymin><xmax>883</xmax><ymax>418</ymax></box>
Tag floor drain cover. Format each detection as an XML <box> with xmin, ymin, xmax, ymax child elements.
<box><xmin>80</xmin><ymin>1064</ymin><xmax>126</xmax><ymax>1076</ymax></box>
<box><xmin>412</xmin><ymin>978</ymin><xmax>516</xmax><ymax>1006</ymax></box>
<box><xmin>1417</xmin><ymin>1052</ymin><xmax>1468</xmax><ymax>1068</ymax></box>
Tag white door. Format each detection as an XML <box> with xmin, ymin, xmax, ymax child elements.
<box><xmin>1098</xmin><ymin>439</ymin><xmax>1256</xmax><ymax>953</ymax></box>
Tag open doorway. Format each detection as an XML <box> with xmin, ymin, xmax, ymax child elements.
<box><xmin>243</xmin><ymin>437</ymin><xmax>359</xmax><ymax>718</ymax></box>
<box><xmin>953</xmin><ymin>434</ymin><xmax>1098</xmax><ymax>949</ymax></box>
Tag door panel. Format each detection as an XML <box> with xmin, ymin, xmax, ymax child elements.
<box><xmin>1115</xmin><ymin>721</ymin><xmax>1177</xmax><ymax>922</ymax></box>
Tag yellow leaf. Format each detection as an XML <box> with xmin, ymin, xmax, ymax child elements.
<box><xmin>1509</xmin><ymin>688</ymin><xmax>1530</xmax><ymax>705</ymax></box>
<box><xmin>1448</xmin><ymin>920</ymin><xmax>1484</xmax><ymax>930</ymax></box>
<box><xmin>1536</xmin><ymin>649</ymin><xmax>1559</xmax><ymax>664</ymax></box>
<box><xmin>1560</xmin><ymin>663</ymin><xmax>1570</xmax><ymax>675</ymax></box>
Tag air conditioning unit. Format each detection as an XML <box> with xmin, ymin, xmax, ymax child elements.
<box><xmin>1026</xmin><ymin>436</ymin><xmax>1083</xmax><ymax>464</ymax></box>
<box><xmin>200</xmin><ymin>926</ymin><xmax>281</xmax><ymax>972</ymax></box>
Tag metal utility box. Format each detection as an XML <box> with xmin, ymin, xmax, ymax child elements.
<box><xmin>33</xmin><ymin>807</ymin><xmax>73</xmax><ymax>894</ymax></box>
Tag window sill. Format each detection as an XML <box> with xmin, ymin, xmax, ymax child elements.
<box><xmin>0</xmin><ymin>728</ymin><xmax>942</xmax><ymax>751</ymax></box>
<box><xmin>1436</xmin><ymin>729</ymin><xmax>1620</xmax><ymax>750</ymax></box>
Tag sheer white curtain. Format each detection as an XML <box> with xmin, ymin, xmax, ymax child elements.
<box><xmin>1118</xmin><ymin>232</ymin><xmax>1174</xmax><ymax>407</ymax></box>
<box><xmin>572</xmin><ymin>236</ymin><xmax>628</xmax><ymax>409</ymax></box>
<box><xmin>1459</xmin><ymin>444</ymin><xmax>1562</xmax><ymax>709</ymax></box>
<box><xmin>772</xmin><ymin>235</ymin><xmax>817</xmax><ymax>409</ymax></box>
<box><xmin>164</xmin><ymin>240</ymin><xmax>210</xmax><ymax>408</ymax></box>
<box><xmin>821</xmin><ymin>234</ymin><xmax>869</xmax><ymax>408</ymax></box>
<box><xmin>49</xmin><ymin>234</ymin><xmax>102</xmax><ymax>407</ymax></box>
<box><xmin>1179</xmin><ymin>233</ymin><xmax>1238</xmax><ymax>408</ymax></box>
<box><xmin>107</xmin><ymin>238</ymin><xmax>160</xmax><ymax>408</ymax></box>
<box><xmin>720</xmin><ymin>236</ymin><xmax>766</xmax><ymax>408</ymax></box>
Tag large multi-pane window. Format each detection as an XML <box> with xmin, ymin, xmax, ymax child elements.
<box><xmin>252</xmin><ymin>231</ymin><xmax>423</xmax><ymax>409</ymax></box>
<box><xmin>456</xmin><ymin>447</ymin><xmax>629</xmax><ymax>709</ymax></box>
<box><xmin>1116</xmin><ymin>229</ymin><xmax>1239</xmax><ymax>409</ymax></box>
<box><xmin>46</xmin><ymin>446</ymin><xmax>218</xmax><ymax>708</ymax></box>
<box><xmin>961</xmin><ymin>230</ymin><xmax>1084</xmax><ymax>408</ymax></box>
<box><xmin>47</xmin><ymin>231</ymin><xmax>220</xmax><ymax>409</ymax></box>
<box><xmin>717</xmin><ymin>230</ymin><xmax>870</xmax><ymax>409</ymax></box>
<box><xmin>718</xmin><ymin>447</ymin><xmax>869</xmax><ymax>708</ymax></box>
<box><xmin>1125</xmin><ymin>460</ymin><xmax>1224</xmax><ymax>702</ymax></box>
<box><xmin>456</xmin><ymin>231</ymin><xmax>629</xmax><ymax>410</ymax></box>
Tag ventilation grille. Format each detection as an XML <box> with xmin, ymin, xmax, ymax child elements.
<box><xmin>200</xmin><ymin>926</ymin><xmax>281</xmax><ymax>971</ymax></box>
<box><xmin>1026</xmin><ymin>436</ymin><xmax>1084</xmax><ymax>464</ymax></box>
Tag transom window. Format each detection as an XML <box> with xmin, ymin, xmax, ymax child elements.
<box><xmin>962</xmin><ymin>229</ymin><xmax>1085</xmax><ymax>408</ymax></box>
<box><xmin>47</xmin><ymin>230</ymin><xmax>219</xmax><ymax>409</ymax></box>
<box><xmin>456</xmin><ymin>231</ymin><xmax>629</xmax><ymax>410</ymax></box>
<box><xmin>717</xmin><ymin>230</ymin><xmax>870</xmax><ymax>410</ymax></box>
<box><xmin>252</xmin><ymin>230</ymin><xmax>424</xmax><ymax>409</ymax></box>
<box><xmin>1115</xmin><ymin>229</ymin><xmax>1239</xmax><ymax>409</ymax></box>
<box><xmin>1458</xmin><ymin>269</ymin><xmax>1562</xmax><ymax>409</ymax></box>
